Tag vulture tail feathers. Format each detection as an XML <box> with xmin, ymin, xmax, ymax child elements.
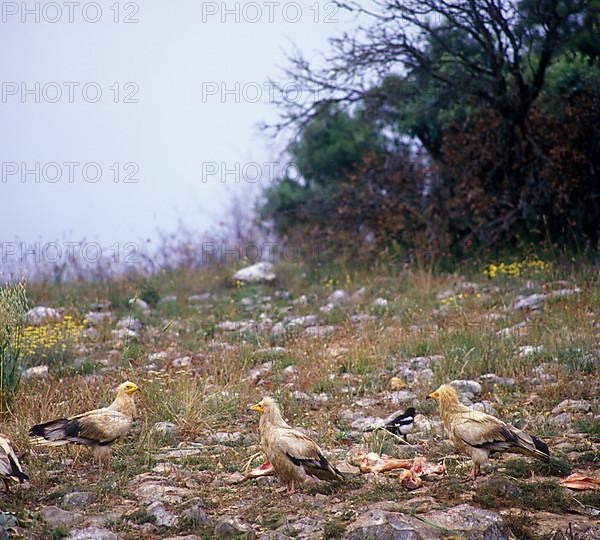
<box><xmin>531</xmin><ymin>435</ymin><xmax>550</xmax><ymax>462</ymax></box>
<box><xmin>29</xmin><ymin>418</ymin><xmax>91</xmax><ymax>445</ymax></box>
<box><xmin>7</xmin><ymin>455</ymin><xmax>28</xmax><ymax>482</ymax></box>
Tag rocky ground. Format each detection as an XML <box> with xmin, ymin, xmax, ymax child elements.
<box><xmin>1</xmin><ymin>260</ymin><xmax>599</xmax><ymax>539</ymax></box>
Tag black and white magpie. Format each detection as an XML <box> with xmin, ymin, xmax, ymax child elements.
<box><xmin>365</xmin><ymin>407</ymin><xmax>416</xmax><ymax>442</ymax></box>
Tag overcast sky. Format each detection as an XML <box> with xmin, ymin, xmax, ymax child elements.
<box><xmin>0</xmin><ymin>1</ymin><xmax>357</xmax><ymax>268</ymax></box>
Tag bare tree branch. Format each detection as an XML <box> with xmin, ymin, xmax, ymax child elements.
<box><xmin>264</xmin><ymin>0</ymin><xmax>589</xmax><ymax>135</ymax></box>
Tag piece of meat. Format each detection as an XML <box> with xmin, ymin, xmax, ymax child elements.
<box><xmin>357</xmin><ymin>452</ymin><xmax>415</xmax><ymax>473</ymax></box>
<box><xmin>398</xmin><ymin>469</ymin><xmax>423</xmax><ymax>490</ymax></box>
<box><xmin>244</xmin><ymin>460</ymin><xmax>275</xmax><ymax>479</ymax></box>
<box><xmin>411</xmin><ymin>456</ymin><xmax>446</xmax><ymax>476</ymax></box>
<box><xmin>559</xmin><ymin>473</ymin><xmax>600</xmax><ymax>491</ymax></box>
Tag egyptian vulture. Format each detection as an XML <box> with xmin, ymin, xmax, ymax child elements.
<box><xmin>428</xmin><ymin>384</ymin><xmax>549</xmax><ymax>480</ymax></box>
<box><xmin>249</xmin><ymin>397</ymin><xmax>343</xmax><ymax>494</ymax></box>
<box><xmin>0</xmin><ymin>433</ymin><xmax>28</xmax><ymax>492</ymax></box>
<box><xmin>29</xmin><ymin>381</ymin><xmax>139</xmax><ymax>461</ymax></box>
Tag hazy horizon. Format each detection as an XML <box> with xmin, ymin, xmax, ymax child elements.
<box><xmin>1</xmin><ymin>1</ymin><xmax>358</xmax><ymax>271</ymax></box>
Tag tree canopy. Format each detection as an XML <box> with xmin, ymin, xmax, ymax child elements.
<box><xmin>261</xmin><ymin>0</ymin><xmax>600</xmax><ymax>253</ymax></box>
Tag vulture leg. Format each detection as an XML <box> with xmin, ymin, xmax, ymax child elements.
<box><xmin>465</xmin><ymin>463</ymin><xmax>480</xmax><ymax>481</ymax></box>
<box><xmin>285</xmin><ymin>480</ymin><xmax>296</xmax><ymax>495</ymax></box>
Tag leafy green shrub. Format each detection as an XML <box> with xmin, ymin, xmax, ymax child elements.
<box><xmin>0</xmin><ymin>282</ymin><xmax>28</xmax><ymax>412</ymax></box>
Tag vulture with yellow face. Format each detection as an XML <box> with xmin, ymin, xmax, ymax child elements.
<box><xmin>29</xmin><ymin>381</ymin><xmax>139</xmax><ymax>462</ymax></box>
<box><xmin>428</xmin><ymin>384</ymin><xmax>549</xmax><ymax>480</ymax></box>
<box><xmin>250</xmin><ymin>397</ymin><xmax>343</xmax><ymax>494</ymax></box>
